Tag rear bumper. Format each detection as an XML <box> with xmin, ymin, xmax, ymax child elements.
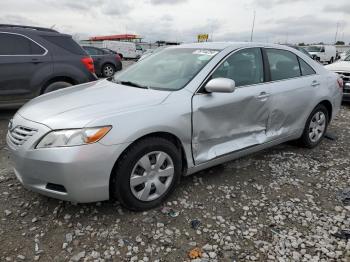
<box><xmin>116</xmin><ymin>61</ymin><xmax>122</xmax><ymax>71</ymax></box>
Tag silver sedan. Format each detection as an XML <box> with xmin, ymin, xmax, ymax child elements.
<box><xmin>7</xmin><ymin>42</ymin><xmax>343</xmax><ymax>210</ymax></box>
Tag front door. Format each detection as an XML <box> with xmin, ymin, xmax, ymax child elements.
<box><xmin>192</xmin><ymin>47</ymin><xmax>270</xmax><ymax>164</ymax></box>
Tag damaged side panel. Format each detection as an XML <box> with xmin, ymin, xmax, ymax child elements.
<box><xmin>264</xmin><ymin>76</ymin><xmax>319</xmax><ymax>140</ymax></box>
<box><xmin>192</xmin><ymin>87</ymin><xmax>270</xmax><ymax>164</ymax></box>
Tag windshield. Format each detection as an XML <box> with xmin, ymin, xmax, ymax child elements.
<box><xmin>306</xmin><ymin>46</ymin><xmax>322</xmax><ymax>52</ymax></box>
<box><xmin>114</xmin><ymin>48</ymin><xmax>219</xmax><ymax>91</ymax></box>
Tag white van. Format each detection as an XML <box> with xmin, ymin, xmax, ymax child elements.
<box><xmin>102</xmin><ymin>41</ymin><xmax>143</xmax><ymax>59</ymax></box>
<box><xmin>305</xmin><ymin>45</ymin><xmax>337</xmax><ymax>64</ymax></box>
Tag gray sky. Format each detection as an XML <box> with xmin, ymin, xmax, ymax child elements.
<box><xmin>0</xmin><ymin>0</ymin><xmax>349</xmax><ymax>44</ymax></box>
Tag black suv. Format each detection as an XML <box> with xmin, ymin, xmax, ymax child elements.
<box><xmin>0</xmin><ymin>24</ymin><xmax>97</xmax><ymax>108</ymax></box>
<box><xmin>82</xmin><ymin>46</ymin><xmax>122</xmax><ymax>77</ymax></box>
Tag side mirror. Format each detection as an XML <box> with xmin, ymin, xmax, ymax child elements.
<box><xmin>204</xmin><ymin>78</ymin><xmax>236</xmax><ymax>93</ymax></box>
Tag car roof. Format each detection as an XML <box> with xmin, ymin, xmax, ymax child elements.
<box><xmin>174</xmin><ymin>41</ymin><xmax>294</xmax><ymax>51</ymax></box>
<box><xmin>82</xmin><ymin>46</ymin><xmax>102</xmax><ymax>50</ymax></box>
<box><xmin>0</xmin><ymin>24</ymin><xmax>70</xmax><ymax>37</ymax></box>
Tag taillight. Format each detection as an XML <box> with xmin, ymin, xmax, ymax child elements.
<box><xmin>115</xmin><ymin>54</ymin><xmax>121</xmax><ymax>61</ymax></box>
<box><xmin>337</xmin><ymin>77</ymin><xmax>344</xmax><ymax>90</ymax></box>
<box><xmin>81</xmin><ymin>57</ymin><xmax>95</xmax><ymax>73</ymax></box>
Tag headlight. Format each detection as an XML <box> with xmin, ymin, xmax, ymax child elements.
<box><xmin>36</xmin><ymin>126</ymin><xmax>111</xmax><ymax>149</ymax></box>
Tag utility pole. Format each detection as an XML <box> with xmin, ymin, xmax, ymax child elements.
<box><xmin>334</xmin><ymin>22</ymin><xmax>340</xmax><ymax>44</ymax></box>
<box><xmin>250</xmin><ymin>10</ymin><xmax>256</xmax><ymax>42</ymax></box>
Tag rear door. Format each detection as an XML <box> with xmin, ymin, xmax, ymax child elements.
<box><xmin>262</xmin><ymin>48</ymin><xmax>322</xmax><ymax>140</ymax></box>
<box><xmin>0</xmin><ymin>32</ymin><xmax>51</xmax><ymax>103</ymax></box>
<box><xmin>192</xmin><ymin>47</ymin><xmax>270</xmax><ymax>164</ymax></box>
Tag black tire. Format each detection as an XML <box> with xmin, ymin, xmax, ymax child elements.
<box><xmin>329</xmin><ymin>57</ymin><xmax>334</xmax><ymax>64</ymax></box>
<box><xmin>101</xmin><ymin>64</ymin><xmax>116</xmax><ymax>78</ymax></box>
<box><xmin>43</xmin><ymin>81</ymin><xmax>72</xmax><ymax>94</ymax></box>
<box><xmin>112</xmin><ymin>137</ymin><xmax>182</xmax><ymax>211</ymax></box>
<box><xmin>298</xmin><ymin>104</ymin><xmax>329</xmax><ymax>148</ymax></box>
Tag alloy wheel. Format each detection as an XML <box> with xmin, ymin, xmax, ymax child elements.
<box><xmin>103</xmin><ymin>65</ymin><xmax>114</xmax><ymax>77</ymax></box>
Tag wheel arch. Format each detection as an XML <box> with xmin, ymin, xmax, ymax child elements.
<box><xmin>102</xmin><ymin>62</ymin><xmax>116</xmax><ymax>69</ymax></box>
<box><xmin>318</xmin><ymin>99</ymin><xmax>332</xmax><ymax>122</ymax></box>
<box><xmin>109</xmin><ymin>131</ymin><xmax>188</xmax><ymax>199</ymax></box>
<box><xmin>41</xmin><ymin>76</ymin><xmax>77</xmax><ymax>94</ymax></box>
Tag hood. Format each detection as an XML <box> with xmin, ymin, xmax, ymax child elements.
<box><xmin>18</xmin><ymin>80</ymin><xmax>171</xmax><ymax>129</ymax></box>
<box><xmin>325</xmin><ymin>61</ymin><xmax>350</xmax><ymax>72</ymax></box>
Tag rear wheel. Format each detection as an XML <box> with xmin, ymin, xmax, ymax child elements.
<box><xmin>43</xmin><ymin>81</ymin><xmax>72</xmax><ymax>94</ymax></box>
<box><xmin>329</xmin><ymin>57</ymin><xmax>334</xmax><ymax>64</ymax></box>
<box><xmin>112</xmin><ymin>137</ymin><xmax>182</xmax><ymax>211</ymax></box>
<box><xmin>102</xmin><ymin>64</ymin><xmax>116</xmax><ymax>78</ymax></box>
<box><xmin>298</xmin><ymin>104</ymin><xmax>329</xmax><ymax>148</ymax></box>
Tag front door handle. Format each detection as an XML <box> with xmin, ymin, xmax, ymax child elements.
<box><xmin>311</xmin><ymin>80</ymin><xmax>320</xmax><ymax>87</ymax></box>
<box><xmin>257</xmin><ymin>92</ymin><xmax>270</xmax><ymax>100</ymax></box>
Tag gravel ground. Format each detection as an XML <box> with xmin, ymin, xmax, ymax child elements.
<box><xmin>0</xmin><ymin>98</ymin><xmax>350</xmax><ymax>261</ymax></box>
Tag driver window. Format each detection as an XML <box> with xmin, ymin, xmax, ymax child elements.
<box><xmin>211</xmin><ymin>48</ymin><xmax>264</xmax><ymax>87</ymax></box>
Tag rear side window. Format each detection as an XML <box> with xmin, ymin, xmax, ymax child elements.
<box><xmin>266</xmin><ymin>49</ymin><xmax>301</xmax><ymax>81</ymax></box>
<box><xmin>42</xmin><ymin>35</ymin><xmax>85</xmax><ymax>55</ymax></box>
<box><xmin>298</xmin><ymin>58</ymin><xmax>316</xmax><ymax>76</ymax></box>
<box><xmin>84</xmin><ymin>47</ymin><xmax>103</xmax><ymax>55</ymax></box>
<box><xmin>0</xmin><ymin>33</ymin><xmax>45</xmax><ymax>55</ymax></box>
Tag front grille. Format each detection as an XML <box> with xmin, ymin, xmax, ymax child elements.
<box><xmin>336</xmin><ymin>71</ymin><xmax>350</xmax><ymax>94</ymax></box>
<box><xmin>8</xmin><ymin>125</ymin><xmax>37</xmax><ymax>147</ymax></box>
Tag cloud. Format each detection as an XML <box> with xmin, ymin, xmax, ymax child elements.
<box><xmin>0</xmin><ymin>0</ymin><xmax>349</xmax><ymax>45</ymax></box>
<box><xmin>213</xmin><ymin>15</ymin><xmax>344</xmax><ymax>44</ymax></box>
<box><xmin>254</xmin><ymin>0</ymin><xmax>309</xmax><ymax>8</ymax></box>
<box><xmin>0</xmin><ymin>14</ymin><xmax>38</xmax><ymax>26</ymax></box>
<box><xmin>48</xmin><ymin>0</ymin><xmax>102</xmax><ymax>11</ymax></box>
<box><xmin>101</xmin><ymin>1</ymin><xmax>131</xmax><ymax>16</ymax></box>
<box><xmin>324</xmin><ymin>3</ymin><xmax>350</xmax><ymax>14</ymax></box>
<box><xmin>129</xmin><ymin>18</ymin><xmax>220</xmax><ymax>42</ymax></box>
<box><xmin>149</xmin><ymin>0</ymin><xmax>187</xmax><ymax>5</ymax></box>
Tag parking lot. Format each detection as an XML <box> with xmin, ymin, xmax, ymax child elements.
<box><xmin>1</xmin><ymin>67</ymin><xmax>350</xmax><ymax>260</ymax></box>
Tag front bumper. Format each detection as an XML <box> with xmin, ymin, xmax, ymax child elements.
<box><xmin>343</xmin><ymin>93</ymin><xmax>350</xmax><ymax>102</ymax></box>
<box><xmin>7</xmin><ymin>114</ymin><xmax>129</xmax><ymax>203</ymax></box>
<box><xmin>343</xmin><ymin>83</ymin><xmax>350</xmax><ymax>102</ymax></box>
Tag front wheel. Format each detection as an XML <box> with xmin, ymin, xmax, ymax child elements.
<box><xmin>298</xmin><ymin>104</ymin><xmax>329</xmax><ymax>148</ymax></box>
<box><xmin>112</xmin><ymin>137</ymin><xmax>182</xmax><ymax>211</ymax></box>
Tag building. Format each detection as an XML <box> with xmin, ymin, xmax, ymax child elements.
<box><xmin>89</xmin><ymin>34</ymin><xmax>142</xmax><ymax>43</ymax></box>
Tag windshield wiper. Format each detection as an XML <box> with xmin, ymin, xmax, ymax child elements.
<box><xmin>116</xmin><ymin>80</ymin><xmax>149</xmax><ymax>89</ymax></box>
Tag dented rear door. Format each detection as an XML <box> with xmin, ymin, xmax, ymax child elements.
<box><xmin>263</xmin><ymin>48</ymin><xmax>320</xmax><ymax>140</ymax></box>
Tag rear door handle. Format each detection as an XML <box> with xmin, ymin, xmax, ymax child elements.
<box><xmin>257</xmin><ymin>92</ymin><xmax>270</xmax><ymax>100</ymax></box>
<box><xmin>31</xmin><ymin>58</ymin><xmax>43</xmax><ymax>64</ymax></box>
<box><xmin>311</xmin><ymin>80</ymin><xmax>320</xmax><ymax>87</ymax></box>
